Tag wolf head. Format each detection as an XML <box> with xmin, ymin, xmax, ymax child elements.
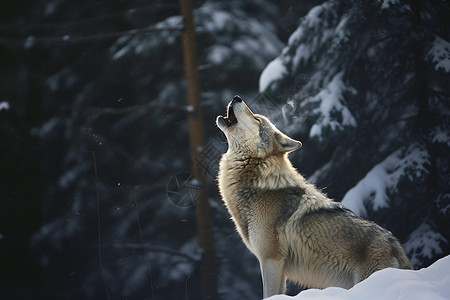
<box><xmin>216</xmin><ymin>95</ymin><xmax>302</xmax><ymax>157</ymax></box>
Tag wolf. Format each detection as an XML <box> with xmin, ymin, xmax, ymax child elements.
<box><xmin>216</xmin><ymin>95</ymin><xmax>413</xmax><ymax>298</ymax></box>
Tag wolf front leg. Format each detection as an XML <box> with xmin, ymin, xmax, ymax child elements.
<box><xmin>260</xmin><ymin>258</ymin><xmax>286</xmax><ymax>298</ymax></box>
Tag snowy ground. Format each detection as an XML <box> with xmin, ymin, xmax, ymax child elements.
<box><xmin>268</xmin><ymin>255</ymin><xmax>450</xmax><ymax>300</ymax></box>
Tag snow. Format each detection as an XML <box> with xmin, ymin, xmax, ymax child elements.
<box><xmin>24</xmin><ymin>36</ymin><xmax>35</xmax><ymax>49</ymax></box>
<box><xmin>259</xmin><ymin>57</ymin><xmax>288</xmax><ymax>92</ymax></box>
<box><xmin>207</xmin><ymin>45</ymin><xmax>232</xmax><ymax>65</ymax></box>
<box><xmin>432</xmin><ymin>126</ymin><xmax>450</xmax><ymax>146</ymax></box>
<box><xmin>201</xmin><ymin>6</ymin><xmax>232</xmax><ymax>32</ymax></box>
<box><xmin>31</xmin><ymin>117</ymin><xmax>60</xmax><ymax>138</ymax></box>
<box><xmin>427</xmin><ymin>35</ymin><xmax>450</xmax><ymax>72</ymax></box>
<box><xmin>0</xmin><ymin>101</ymin><xmax>10</xmax><ymax>111</ymax></box>
<box><xmin>291</xmin><ymin>2</ymin><xmax>336</xmax><ymax>71</ymax></box>
<box><xmin>308</xmin><ymin>72</ymin><xmax>357</xmax><ymax>139</ymax></box>
<box><xmin>379</xmin><ymin>0</ymin><xmax>401</xmax><ymax>9</ymax></box>
<box><xmin>44</xmin><ymin>0</ymin><xmax>64</xmax><ymax>16</ymax></box>
<box><xmin>435</xmin><ymin>193</ymin><xmax>450</xmax><ymax>215</ymax></box>
<box><xmin>111</xmin><ymin>1</ymin><xmax>282</xmax><ymax>73</ymax></box>
<box><xmin>305</xmin><ymin>6</ymin><xmax>325</xmax><ymax>28</ymax></box>
<box><xmin>111</xmin><ymin>15</ymin><xmax>182</xmax><ymax>60</ymax></box>
<box><xmin>404</xmin><ymin>221</ymin><xmax>448</xmax><ymax>266</ymax></box>
<box><xmin>259</xmin><ymin>1</ymin><xmax>343</xmax><ymax>93</ymax></box>
<box><xmin>341</xmin><ymin>143</ymin><xmax>429</xmax><ymax>216</ymax></box>
<box><xmin>268</xmin><ymin>255</ymin><xmax>450</xmax><ymax>300</ymax></box>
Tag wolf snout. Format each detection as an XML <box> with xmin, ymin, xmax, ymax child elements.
<box><xmin>232</xmin><ymin>95</ymin><xmax>242</xmax><ymax>103</ymax></box>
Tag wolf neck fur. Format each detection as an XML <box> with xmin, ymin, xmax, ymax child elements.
<box><xmin>220</xmin><ymin>151</ymin><xmax>305</xmax><ymax>190</ymax></box>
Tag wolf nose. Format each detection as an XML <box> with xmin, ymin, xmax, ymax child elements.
<box><xmin>232</xmin><ymin>95</ymin><xmax>242</xmax><ymax>103</ymax></box>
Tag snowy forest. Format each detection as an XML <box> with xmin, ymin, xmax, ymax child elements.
<box><xmin>0</xmin><ymin>0</ymin><xmax>449</xmax><ymax>299</ymax></box>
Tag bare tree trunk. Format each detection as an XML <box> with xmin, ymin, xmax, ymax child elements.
<box><xmin>179</xmin><ymin>0</ymin><xmax>217</xmax><ymax>298</ymax></box>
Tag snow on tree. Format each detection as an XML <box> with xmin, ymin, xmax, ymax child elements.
<box><xmin>341</xmin><ymin>143</ymin><xmax>430</xmax><ymax>216</ymax></box>
<box><xmin>404</xmin><ymin>221</ymin><xmax>448</xmax><ymax>267</ymax></box>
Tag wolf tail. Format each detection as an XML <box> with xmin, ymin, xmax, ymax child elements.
<box><xmin>389</xmin><ymin>237</ymin><xmax>414</xmax><ymax>269</ymax></box>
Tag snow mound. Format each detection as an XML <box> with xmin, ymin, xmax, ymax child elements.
<box><xmin>268</xmin><ymin>255</ymin><xmax>450</xmax><ymax>300</ymax></box>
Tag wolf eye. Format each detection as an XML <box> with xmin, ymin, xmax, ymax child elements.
<box><xmin>254</xmin><ymin>117</ymin><xmax>261</xmax><ymax>123</ymax></box>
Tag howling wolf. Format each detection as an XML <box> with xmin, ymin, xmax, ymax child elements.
<box><xmin>216</xmin><ymin>95</ymin><xmax>412</xmax><ymax>298</ymax></box>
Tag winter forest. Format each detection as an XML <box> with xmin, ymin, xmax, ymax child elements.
<box><xmin>0</xmin><ymin>0</ymin><xmax>449</xmax><ymax>299</ymax></box>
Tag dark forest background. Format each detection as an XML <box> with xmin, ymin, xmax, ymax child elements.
<box><xmin>0</xmin><ymin>0</ymin><xmax>449</xmax><ymax>299</ymax></box>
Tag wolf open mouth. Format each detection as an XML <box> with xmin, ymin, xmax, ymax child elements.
<box><xmin>220</xmin><ymin>103</ymin><xmax>237</xmax><ymax>127</ymax></box>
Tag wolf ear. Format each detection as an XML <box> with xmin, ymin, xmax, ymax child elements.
<box><xmin>275</xmin><ymin>132</ymin><xmax>302</xmax><ymax>153</ymax></box>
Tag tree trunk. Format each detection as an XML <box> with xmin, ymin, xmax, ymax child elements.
<box><xmin>179</xmin><ymin>0</ymin><xmax>217</xmax><ymax>298</ymax></box>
